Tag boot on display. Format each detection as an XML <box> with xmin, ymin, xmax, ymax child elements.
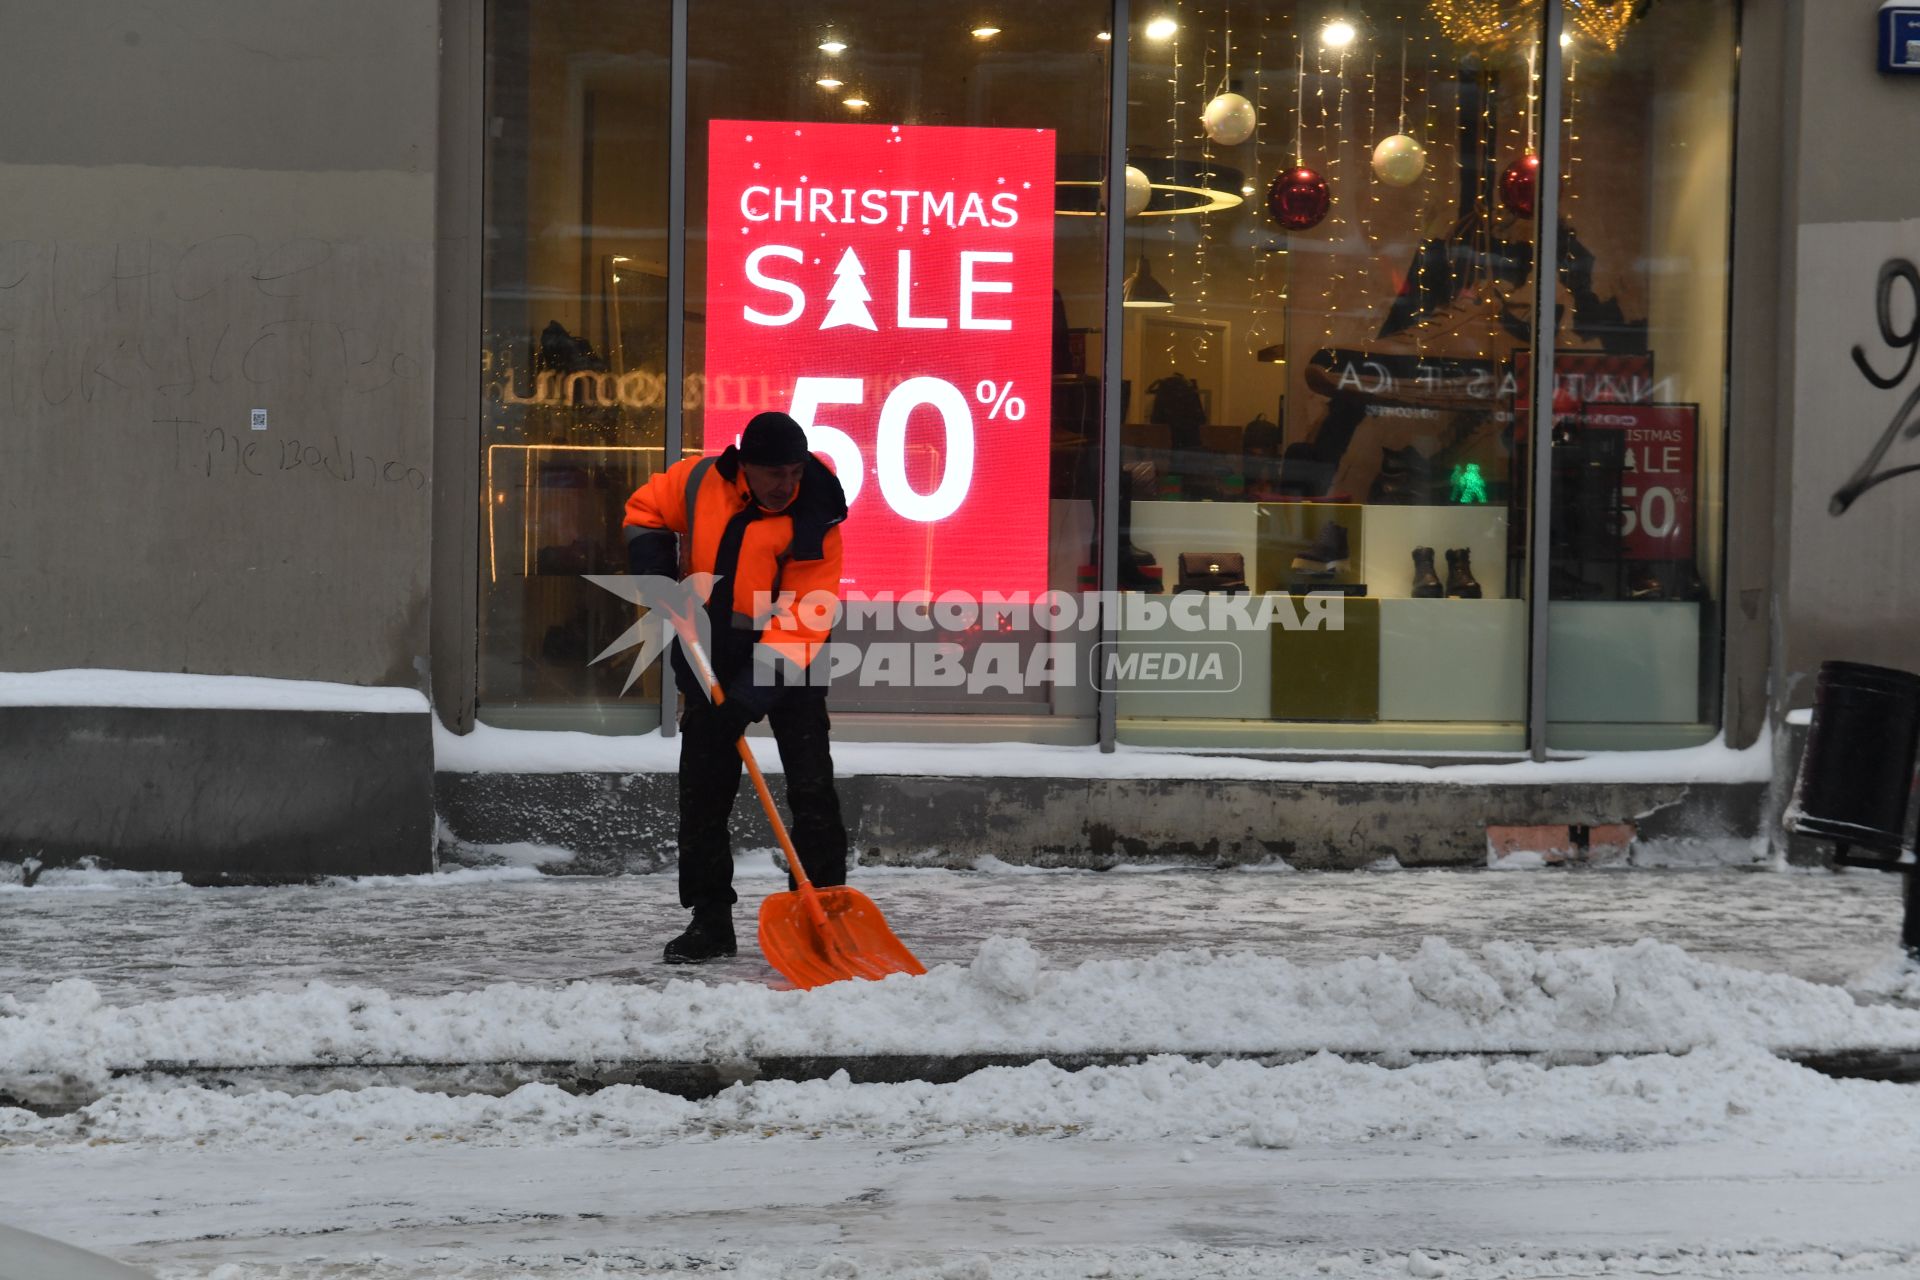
<box><xmin>1446</xmin><ymin>548</ymin><xmax>1483</xmax><ymax>599</ymax></box>
<box><xmin>1411</xmin><ymin>546</ymin><xmax>1444</xmax><ymax>598</ymax></box>
<box><xmin>1290</xmin><ymin>521</ymin><xmax>1351</xmax><ymax>578</ymax></box>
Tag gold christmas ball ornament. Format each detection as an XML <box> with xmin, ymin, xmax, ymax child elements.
<box><xmin>1124</xmin><ymin>164</ymin><xmax>1152</xmax><ymax>216</ymax></box>
<box><xmin>1200</xmin><ymin>93</ymin><xmax>1257</xmax><ymax>147</ymax></box>
<box><xmin>1371</xmin><ymin>134</ymin><xmax>1427</xmax><ymax>187</ymax></box>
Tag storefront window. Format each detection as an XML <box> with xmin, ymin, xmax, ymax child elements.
<box><xmin>686</xmin><ymin>0</ymin><xmax>1112</xmax><ymax>721</ymax></box>
<box><xmin>1542</xmin><ymin>0</ymin><xmax>1735</xmax><ymax>750</ymax></box>
<box><xmin>1116</xmin><ymin>0</ymin><xmax>1544</xmax><ymax>750</ymax></box>
<box><xmin>479</xmin><ymin>0</ymin><xmax>673</xmax><ymax>730</ymax></box>
<box><xmin>473</xmin><ymin>0</ymin><xmax>1737</xmax><ymax>751</ymax></box>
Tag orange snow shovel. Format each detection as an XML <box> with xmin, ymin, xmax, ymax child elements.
<box><xmin>673</xmin><ymin>619</ymin><xmax>925</xmax><ymax>990</ymax></box>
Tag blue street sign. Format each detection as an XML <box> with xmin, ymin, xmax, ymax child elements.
<box><xmin>1883</xmin><ymin>2</ymin><xmax>1920</xmax><ymax>74</ymax></box>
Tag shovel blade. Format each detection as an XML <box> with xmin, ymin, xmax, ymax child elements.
<box><xmin>757</xmin><ymin>886</ymin><xmax>926</xmax><ymax>989</ymax></box>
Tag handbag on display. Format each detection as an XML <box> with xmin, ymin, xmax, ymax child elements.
<box><xmin>1175</xmin><ymin>551</ymin><xmax>1247</xmax><ymax>594</ymax></box>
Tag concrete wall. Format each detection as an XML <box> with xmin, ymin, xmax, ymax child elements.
<box><xmin>437</xmin><ymin>770</ymin><xmax>1768</xmax><ymax>871</ymax></box>
<box><xmin>0</xmin><ymin>0</ymin><xmax>439</xmax><ymax>688</ymax></box>
<box><xmin>1777</xmin><ymin>0</ymin><xmax>1920</xmax><ymax>705</ymax></box>
<box><xmin>1</xmin><ymin>705</ymin><xmax>433</xmax><ymax>879</ymax></box>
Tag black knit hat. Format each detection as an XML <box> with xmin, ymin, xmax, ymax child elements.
<box><xmin>738</xmin><ymin>411</ymin><xmax>810</xmax><ymax>466</ymax></box>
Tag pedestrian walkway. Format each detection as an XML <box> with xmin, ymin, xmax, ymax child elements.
<box><xmin>8</xmin><ymin>862</ymin><xmax>1909</xmax><ymax>1003</ymax></box>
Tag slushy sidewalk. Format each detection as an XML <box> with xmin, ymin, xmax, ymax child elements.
<box><xmin>7</xmin><ymin>861</ymin><xmax>1911</xmax><ymax>1003</ymax></box>
<box><xmin>10</xmin><ymin>862</ymin><xmax>1920</xmax><ymax>1109</ymax></box>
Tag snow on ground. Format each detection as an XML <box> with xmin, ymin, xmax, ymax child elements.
<box><xmin>10</xmin><ymin>1123</ymin><xmax>1920</xmax><ymax>1279</ymax></box>
<box><xmin>5</xmin><ymin>1043</ymin><xmax>1916</xmax><ymax>1153</ymax></box>
<box><xmin>8</xmin><ymin>868</ymin><xmax>1920</xmax><ymax>1279</ymax></box>
<box><xmin>6</xmin><ymin>866</ymin><xmax>1907</xmax><ymax>1004</ymax></box>
<box><xmin>7</xmin><ymin>937</ymin><xmax>1920</xmax><ymax>1097</ymax></box>
<box><xmin>8</xmin><ymin>665</ymin><xmax>1769</xmax><ymax>782</ymax></box>
<box><xmin>0</xmin><ymin>862</ymin><xmax>188</xmax><ymax>892</ymax></box>
<box><xmin>10</xmin><ymin>1048</ymin><xmax>1920</xmax><ymax>1278</ymax></box>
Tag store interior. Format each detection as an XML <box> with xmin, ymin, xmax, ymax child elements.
<box><xmin>476</xmin><ymin>0</ymin><xmax>1736</xmax><ymax>751</ymax></box>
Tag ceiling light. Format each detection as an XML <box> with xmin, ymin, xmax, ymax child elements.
<box><xmin>1320</xmin><ymin>19</ymin><xmax>1357</xmax><ymax>49</ymax></box>
<box><xmin>971</xmin><ymin>26</ymin><xmax>1001</xmax><ymax>39</ymax></box>
<box><xmin>843</xmin><ymin>96</ymin><xmax>869</xmax><ymax>109</ymax></box>
<box><xmin>818</xmin><ymin>39</ymin><xmax>847</xmax><ymax>54</ymax></box>
<box><xmin>1560</xmin><ymin>31</ymin><xmax>1574</xmax><ymax>48</ymax></box>
<box><xmin>1097</xmin><ymin>31</ymin><xmax>1111</xmax><ymax>41</ymax></box>
<box><xmin>816</xmin><ymin>77</ymin><xmax>844</xmax><ymax>89</ymax></box>
<box><xmin>1143</xmin><ymin>17</ymin><xmax>1177</xmax><ymax>41</ymax></box>
<box><xmin>1053</xmin><ymin>156</ymin><xmax>1246</xmax><ymax>218</ymax></box>
<box><xmin>1122</xmin><ymin>250</ymin><xmax>1174</xmax><ymax>309</ymax></box>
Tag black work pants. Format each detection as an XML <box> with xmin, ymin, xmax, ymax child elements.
<box><xmin>676</xmin><ymin>688</ymin><xmax>848</xmax><ymax>910</ymax></box>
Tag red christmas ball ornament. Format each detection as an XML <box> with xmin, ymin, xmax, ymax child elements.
<box><xmin>1267</xmin><ymin>166</ymin><xmax>1331</xmax><ymax>231</ymax></box>
<box><xmin>1501</xmin><ymin>152</ymin><xmax>1541</xmax><ymax>217</ymax></box>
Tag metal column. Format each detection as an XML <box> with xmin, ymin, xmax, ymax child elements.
<box><xmin>660</xmin><ymin>0</ymin><xmax>689</xmax><ymax>739</ymax></box>
<box><xmin>1097</xmin><ymin>0</ymin><xmax>1130</xmax><ymax>752</ymax></box>
<box><xmin>1524</xmin><ymin>1</ymin><xmax>1568</xmax><ymax>760</ymax></box>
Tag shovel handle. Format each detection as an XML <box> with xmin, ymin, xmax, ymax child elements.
<box><xmin>673</xmin><ymin>619</ymin><xmax>831</xmax><ymax>931</ymax></box>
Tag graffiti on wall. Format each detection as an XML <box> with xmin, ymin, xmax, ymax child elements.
<box><xmin>1831</xmin><ymin>258</ymin><xmax>1920</xmax><ymax>516</ymax></box>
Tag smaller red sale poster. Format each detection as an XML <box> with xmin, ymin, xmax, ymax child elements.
<box><xmin>1577</xmin><ymin>403</ymin><xmax>1698</xmax><ymax>561</ymax></box>
<box><xmin>704</xmin><ymin>120</ymin><xmax>1056</xmax><ymax>599</ymax></box>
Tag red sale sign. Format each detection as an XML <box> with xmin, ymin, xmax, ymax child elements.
<box><xmin>1578</xmin><ymin>403</ymin><xmax>1698</xmax><ymax>560</ymax></box>
<box><xmin>705</xmin><ymin>120</ymin><xmax>1056</xmax><ymax>599</ymax></box>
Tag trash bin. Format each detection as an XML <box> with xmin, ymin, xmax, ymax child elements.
<box><xmin>1786</xmin><ymin>660</ymin><xmax>1920</xmax><ymax>857</ymax></box>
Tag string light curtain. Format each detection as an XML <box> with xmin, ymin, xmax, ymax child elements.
<box><xmin>1430</xmin><ymin>0</ymin><xmax>1648</xmax><ymax>55</ymax></box>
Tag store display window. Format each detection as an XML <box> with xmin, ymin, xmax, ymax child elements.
<box><xmin>479</xmin><ymin>0</ymin><xmax>674</xmax><ymax>731</ymax></box>
<box><xmin>1111</xmin><ymin>0</ymin><xmax>1734</xmax><ymax>751</ymax></box>
<box><xmin>1540</xmin><ymin>0</ymin><xmax>1735</xmax><ymax>750</ymax></box>
<box><xmin>685</xmin><ymin>1</ymin><xmax>1113</xmax><ymax>719</ymax></box>
<box><xmin>474</xmin><ymin>0</ymin><xmax>1736</xmax><ymax>752</ymax></box>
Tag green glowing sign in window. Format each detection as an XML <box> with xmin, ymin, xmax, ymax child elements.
<box><xmin>1450</xmin><ymin>463</ymin><xmax>1489</xmax><ymax>505</ymax></box>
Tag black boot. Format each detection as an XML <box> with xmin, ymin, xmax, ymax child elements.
<box><xmin>1290</xmin><ymin>521</ymin><xmax>1351</xmax><ymax>577</ymax></box>
<box><xmin>1410</xmin><ymin>547</ymin><xmax>1444</xmax><ymax>598</ymax></box>
<box><xmin>663</xmin><ymin>906</ymin><xmax>737</xmax><ymax>964</ymax></box>
<box><xmin>1445</xmin><ymin>549</ymin><xmax>1483</xmax><ymax>599</ymax></box>
<box><xmin>1369</xmin><ymin>445</ymin><xmax>1434</xmax><ymax>504</ymax></box>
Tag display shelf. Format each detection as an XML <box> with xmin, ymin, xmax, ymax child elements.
<box><xmin>1378</xmin><ymin>599</ymin><xmax>1528</xmax><ymax>721</ymax></box>
<box><xmin>1126</xmin><ymin>501</ymin><xmax>1261</xmax><ymax>591</ymax></box>
<box><xmin>1359</xmin><ymin>505</ymin><xmax>1511</xmax><ymax>600</ymax></box>
<box><xmin>1131</xmin><ymin>500</ymin><xmax>1516</xmax><ymax>603</ymax></box>
<box><xmin>1254</xmin><ymin>502</ymin><xmax>1366</xmax><ymax>595</ymax></box>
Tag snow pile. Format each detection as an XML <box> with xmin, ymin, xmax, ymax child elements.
<box><xmin>968</xmin><ymin>935</ymin><xmax>1043</xmax><ymax>1000</ymax></box>
<box><xmin>132</xmin><ymin>1245</ymin><xmax>1920</xmax><ymax>1280</ymax></box>
<box><xmin>0</xmin><ymin>863</ymin><xmax>186</xmax><ymax>892</ymax></box>
<box><xmin>1852</xmin><ymin>954</ymin><xmax>1920</xmax><ymax>1005</ymax></box>
<box><xmin>6</xmin><ymin>937</ymin><xmax>1920</xmax><ymax>1093</ymax></box>
<box><xmin>7</xmin><ymin>1045</ymin><xmax>1918</xmax><ymax>1153</ymax></box>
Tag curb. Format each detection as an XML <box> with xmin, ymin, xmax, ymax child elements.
<box><xmin>8</xmin><ymin>1046</ymin><xmax>1917</xmax><ymax>1117</ymax></box>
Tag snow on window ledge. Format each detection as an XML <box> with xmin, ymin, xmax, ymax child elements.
<box><xmin>434</xmin><ymin>718</ymin><xmax>1773</xmax><ymax>786</ymax></box>
<box><xmin>0</xmin><ymin>669</ymin><xmax>430</xmax><ymax>715</ymax></box>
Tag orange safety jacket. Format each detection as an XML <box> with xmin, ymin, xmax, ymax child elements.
<box><xmin>622</xmin><ymin>448</ymin><xmax>846</xmax><ymax>677</ymax></box>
